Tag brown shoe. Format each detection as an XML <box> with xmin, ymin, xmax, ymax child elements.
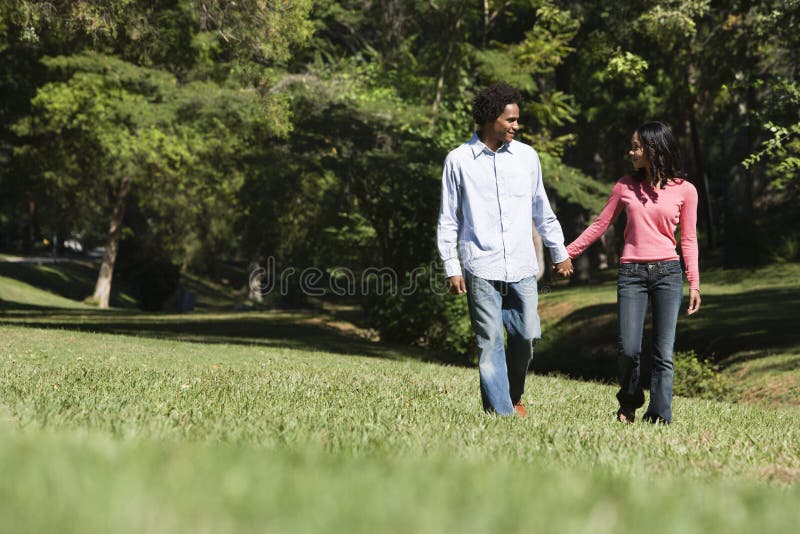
<box><xmin>616</xmin><ymin>407</ymin><xmax>635</xmax><ymax>423</ymax></box>
<box><xmin>514</xmin><ymin>402</ymin><xmax>528</xmax><ymax>417</ymax></box>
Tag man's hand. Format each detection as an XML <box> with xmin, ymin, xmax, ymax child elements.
<box><xmin>448</xmin><ymin>275</ymin><xmax>467</xmax><ymax>295</ymax></box>
<box><xmin>687</xmin><ymin>289</ymin><xmax>701</xmax><ymax>315</ymax></box>
<box><xmin>553</xmin><ymin>258</ymin><xmax>573</xmax><ymax>277</ymax></box>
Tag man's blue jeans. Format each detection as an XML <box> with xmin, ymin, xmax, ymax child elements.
<box><xmin>617</xmin><ymin>260</ymin><xmax>683</xmax><ymax>423</ymax></box>
<box><xmin>465</xmin><ymin>272</ymin><xmax>541</xmax><ymax>416</ymax></box>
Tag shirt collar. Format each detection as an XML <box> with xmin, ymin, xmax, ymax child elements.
<box><xmin>468</xmin><ymin>132</ymin><xmax>514</xmax><ymax>158</ymax></box>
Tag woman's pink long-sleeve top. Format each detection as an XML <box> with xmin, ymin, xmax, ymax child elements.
<box><xmin>565</xmin><ymin>175</ymin><xmax>700</xmax><ymax>291</ymax></box>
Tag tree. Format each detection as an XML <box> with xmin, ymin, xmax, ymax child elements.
<box><xmin>560</xmin><ymin>0</ymin><xmax>800</xmax><ymax>267</ymax></box>
<box><xmin>14</xmin><ymin>54</ymin><xmax>188</xmax><ymax>307</ymax></box>
<box><xmin>249</xmin><ymin>0</ymin><xmax>608</xmax><ymax>356</ymax></box>
<box><xmin>3</xmin><ymin>0</ymin><xmax>315</xmax><ymax>307</ymax></box>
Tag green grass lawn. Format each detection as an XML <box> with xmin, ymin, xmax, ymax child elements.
<box><xmin>1</xmin><ymin>260</ymin><xmax>798</xmax><ymax>532</ymax></box>
<box><xmin>0</xmin><ymin>259</ymin><xmax>250</xmax><ymax>311</ymax></box>
<box><xmin>0</xmin><ymin>260</ymin><xmax>138</xmax><ymax>308</ymax></box>
<box><xmin>0</xmin><ymin>325</ymin><xmax>798</xmax><ymax>533</ymax></box>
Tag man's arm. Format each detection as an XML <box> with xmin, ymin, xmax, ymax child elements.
<box><xmin>530</xmin><ymin>151</ymin><xmax>570</xmax><ymax>276</ymax></box>
<box><xmin>436</xmin><ymin>158</ymin><xmax>465</xmax><ymax>293</ymax></box>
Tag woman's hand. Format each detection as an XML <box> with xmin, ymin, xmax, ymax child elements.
<box><xmin>687</xmin><ymin>289</ymin><xmax>701</xmax><ymax>315</ymax></box>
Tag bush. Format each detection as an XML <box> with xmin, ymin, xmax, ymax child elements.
<box><xmin>116</xmin><ymin>237</ymin><xmax>180</xmax><ymax>311</ymax></box>
<box><xmin>673</xmin><ymin>350</ymin><xmax>730</xmax><ymax>400</ymax></box>
<box><xmin>133</xmin><ymin>260</ymin><xmax>180</xmax><ymax>311</ymax></box>
<box><xmin>366</xmin><ymin>266</ymin><xmax>476</xmax><ymax>365</ymax></box>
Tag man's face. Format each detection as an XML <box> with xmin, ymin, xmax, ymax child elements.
<box><xmin>486</xmin><ymin>103</ymin><xmax>520</xmax><ymax>146</ymax></box>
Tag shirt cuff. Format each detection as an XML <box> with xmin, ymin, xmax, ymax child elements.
<box><xmin>549</xmin><ymin>244</ymin><xmax>569</xmax><ymax>265</ymax></box>
<box><xmin>444</xmin><ymin>258</ymin><xmax>463</xmax><ymax>278</ymax></box>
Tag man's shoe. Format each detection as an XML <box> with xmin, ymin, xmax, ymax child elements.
<box><xmin>616</xmin><ymin>407</ymin><xmax>635</xmax><ymax>423</ymax></box>
<box><xmin>514</xmin><ymin>402</ymin><xmax>527</xmax><ymax>417</ymax></box>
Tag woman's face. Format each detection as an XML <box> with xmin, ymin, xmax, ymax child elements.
<box><xmin>629</xmin><ymin>132</ymin><xmax>649</xmax><ymax>170</ymax></box>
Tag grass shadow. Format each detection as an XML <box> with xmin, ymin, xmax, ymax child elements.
<box><xmin>534</xmin><ymin>301</ymin><xmax>619</xmax><ymax>382</ymax></box>
<box><xmin>680</xmin><ymin>288</ymin><xmax>800</xmax><ymax>361</ymax></box>
<box><xmin>0</xmin><ymin>302</ymin><xmax>422</xmax><ymax>361</ymax></box>
<box><xmin>533</xmin><ymin>287</ymin><xmax>800</xmax><ymax>383</ymax></box>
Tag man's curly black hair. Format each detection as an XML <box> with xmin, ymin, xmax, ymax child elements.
<box><xmin>472</xmin><ymin>83</ymin><xmax>522</xmax><ymax>126</ymax></box>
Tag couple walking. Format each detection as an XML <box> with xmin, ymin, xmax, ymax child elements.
<box><xmin>437</xmin><ymin>83</ymin><xmax>701</xmax><ymax>424</ymax></box>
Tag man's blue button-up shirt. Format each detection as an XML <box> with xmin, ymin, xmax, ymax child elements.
<box><xmin>437</xmin><ymin>133</ymin><xmax>569</xmax><ymax>282</ymax></box>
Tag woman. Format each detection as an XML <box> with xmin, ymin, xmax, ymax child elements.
<box><xmin>566</xmin><ymin>121</ymin><xmax>701</xmax><ymax>424</ymax></box>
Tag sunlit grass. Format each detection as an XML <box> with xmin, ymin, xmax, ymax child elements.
<box><xmin>0</xmin><ymin>323</ymin><xmax>798</xmax><ymax>533</ymax></box>
<box><xmin>1</xmin><ymin>256</ymin><xmax>799</xmax><ymax>532</ymax></box>
<box><xmin>0</xmin><ymin>274</ymin><xmax>90</xmax><ymax>309</ymax></box>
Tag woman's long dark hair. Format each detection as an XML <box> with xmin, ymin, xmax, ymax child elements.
<box><xmin>633</xmin><ymin>121</ymin><xmax>686</xmax><ymax>188</ymax></box>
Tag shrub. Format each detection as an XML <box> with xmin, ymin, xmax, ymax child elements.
<box><xmin>366</xmin><ymin>265</ymin><xmax>476</xmax><ymax>365</ymax></box>
<box><xmin>673</xmin><ymin>350</ymin><xmax>730</xmax><ymax>400</ymax></box>
<box><xmin>116</xmin><ymin>237</ymin><xmax>180</xmax><ymax>311</ymax></box>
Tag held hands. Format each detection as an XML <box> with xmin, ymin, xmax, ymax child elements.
<box><xmin>687</xmin><ymin>289</ymin><xmax>701</xmax><ymax>315</ymax></box>
<box><xmin>553</xmin><ymin>258</ymin><xmax>574</xmax><ymax>278</ymax></box>
<box><xmin>448</xmin><ymin>275</ymin><xmax>467</xmax><ymax>295</ymax></box>
<box><xmin>449</xmin><ymin>259</ymin><xmax>574</xmax><ymax>294</ymax></box>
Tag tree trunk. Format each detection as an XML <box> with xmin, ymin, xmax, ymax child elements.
<box><xmin>432</xmin><ymin>8</ymin><xmax>464</xmax><ymax>114</ymax></box>
<box><xmin>688</xmin><ymin>113</ymin><xmax>715</xmax><ymax>249</ymax></box>
<box><xmin>571</xmin><ymin>212</ymin><xmax>591</xmax><ymax>284</ymax></box>
<box><xmin>92</xmin><ymin>176</ymin><xmax>133</xmax><ymax>308</ymax></box>
<box><xmin>27</xmin><ymin>197</ymin><xmax>38</xmax><ymax>251</ymax></box>
<box><xmin>723</xmin><ymin>163</ymin><xmax>757</xmax><ymax>267</ymax></box>
<box><xmin>723</xmin><ymin>90</ymin><xmax>758</xmax><ymax>267</ymax></box>
<box><xmin>685</xmin><ymin>56</ymin><xmax>715</xmax><ymax>250</ymax></box>
<box><xmin>482</xmin><ymin>0</ymin><xmax>509</xmax><ymax>47</ymax></box>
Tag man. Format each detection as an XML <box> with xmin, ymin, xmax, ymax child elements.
<box><xmin>437</xmin><ymin>83</ymin><xmax>573</xmax><ymax>416</ymax></box>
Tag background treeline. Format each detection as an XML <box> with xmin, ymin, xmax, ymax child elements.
<box><xmin>1</xmin><ymin>1</ymin><xmax>798</xmax><ymax>362</ymax></box>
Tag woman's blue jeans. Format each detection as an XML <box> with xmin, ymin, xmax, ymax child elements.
<box><xmin>617</xmin><ymin>260</ymin><xmax>683</xmax><ymax>423</ymax></box>
<box><xmin>465</xmin><ymin>272</ymin><xmax>541</xmax><ymax>416</ymax></box>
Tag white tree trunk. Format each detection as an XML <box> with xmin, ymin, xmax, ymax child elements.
<box><xmin>92</xmin><ymin>176</ymin><xmax>133</xmax><ymax>309</ymax></box>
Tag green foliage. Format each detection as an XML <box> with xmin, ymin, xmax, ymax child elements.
<box><xmin>4</xmin><ymin>0</ymin><xmax>139</xmax><ymax>40</ymax></box>
<box><xmin>475</xmin><ymin>1</ymin><xmax>580</xmax><ymax>155</ymax></box>
<box><xmin>12</xmin><ymin>48</ymin><xmax>299</xmax><ymax>278</ymax></box>
<box><xmin>771</xmin><ymin>235</ymin><xmax>800</xmax><ymax>263</ymax></box>
<box><xmin>1</xmin><ymin>0</ymin><xmax>316</xmax><ymax>279</ymax></box>
<box><xmin>635</xmin><ymin>0</ymin><xmax>711</xmax><ymax>43</ymax></box>
<box><xmin>2</xmin><ymin>0</ymin><xmax>800</xmax><ymax>340</ymax></box>
<box><xmin>13</xmin><ymin>53</ymin><xmax>193</xmax><ymax>255</ymax></box>
<box><xmin>598</xmin><ymin>49</ymin><xmax>649</xmax><ymax>87</ymax></box>
<box><xmin>539</xmin><ymin>153</ymin><xmax>609</xmax><ymax>213</ymax></box>
<box><xmin>367</xmin><ymin>266</ymin><xmax>475</xmax><ymax>365</ymax></box>
<box><xmin>12</xmin><ymin>53</ymin><xmax>179</xmax><ymax>236</ymax></box>
<box><xmin>4</xmin><ymin>0</ymin><xmax>313</xmax><ymax>67</ymax></box>
<box><xmin>559</xmin><ymin>0</ymin><xmax>800</xmax><ymax>267</ymax></box>
<box><xmin>673</xmin><ymin>350</ymin><xmax>731</xmax><ymax>401</ymax></box>
<box><xmin>264</xmin><ymin>73</ymin><xmax>604</xmax><ymax>349</ymax></box>
<box><xmin>743</xmin><ymin>120</ymin><xmax>800</xmax><ymax>190</ymax></box>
